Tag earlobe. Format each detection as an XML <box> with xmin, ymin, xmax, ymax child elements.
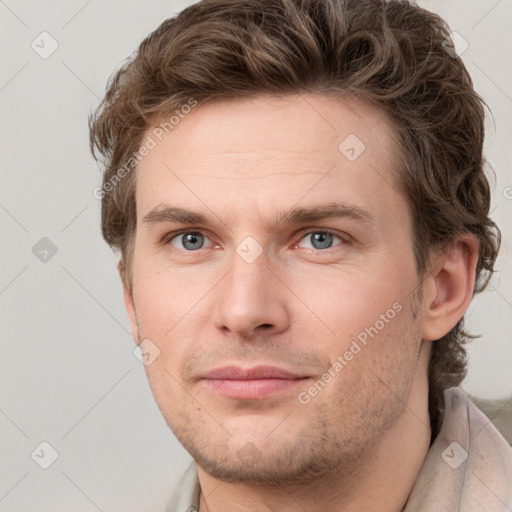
<box><xmin>421</xmin><ymin>235</ymin><xmax>479</xmax><ymax>341</ymax></box>
<box><xmin>118</xmin><ymin>258</ymin><xmax>139</xmax><ymax>344</ymax></box>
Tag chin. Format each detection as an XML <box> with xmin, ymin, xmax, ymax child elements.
<box><xmin>184</xmin><ymin>426</ymin><xmax>367</xmax><ymax>486</ymax></box>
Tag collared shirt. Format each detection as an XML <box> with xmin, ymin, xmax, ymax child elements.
<box><xmin>165</xmin><ymin>387</ymin><xmax>512</xmax><ymax>511</ymax></box>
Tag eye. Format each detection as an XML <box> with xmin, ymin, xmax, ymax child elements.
<box><xmin>169</xmin><ymin>231</ymin><xmax>214</xmax><ymax>251</ymax></box>
<box><xmin>297</xmin><ymin>230</ymin><xmax>345</xmax><ymax>250</ymax></box>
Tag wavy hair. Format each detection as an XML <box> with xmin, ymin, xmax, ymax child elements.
<box><xmin>89</xmin><ymin>0</ymin><xmax>501</xmax><ymax>436</ymax></box>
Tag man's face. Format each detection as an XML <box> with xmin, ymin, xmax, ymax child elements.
<box><xmin>126</xmin><ymin>94</ymin><xmax>429</xmax><ymax>483</ymax></box>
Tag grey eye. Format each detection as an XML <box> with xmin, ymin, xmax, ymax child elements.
<box><xmin>172</xmin><ymin>232</ymin><xmax>206</xmax><ymax>250</ymax></box>
<box><xmin>298</xmin><ymin>232</ymin><xmax>342</xmax><ymax>250</ymax></box>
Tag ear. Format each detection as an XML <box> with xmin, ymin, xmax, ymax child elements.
<box><xmin>421</xmin><ymin>234</ymin><xmax>479</xmax><ymax>341</ymax></box>
<box><xmin>118</xmin><ymin>258</ymin><xmax>139</xmax><ymax>344</ymax></box>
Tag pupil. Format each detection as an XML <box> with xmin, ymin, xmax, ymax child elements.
<box><xmin>183</xmin><ymin>233</ymin><xmax>203</xmax><ymax>250</ymax></box>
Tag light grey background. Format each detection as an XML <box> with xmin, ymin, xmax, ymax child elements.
<box><xmin>0</xmin><ymin>1</ymin><xmax>511</xmax><ymax>510</ymax></box>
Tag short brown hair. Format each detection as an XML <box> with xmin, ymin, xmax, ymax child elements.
<box><xmin>89</xmin><ymin>0</ymin><xmax>501</xmax><ymax>436</ymax></box>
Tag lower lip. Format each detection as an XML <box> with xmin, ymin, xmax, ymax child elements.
<box><xmin>205</xmin><ymin>378</ymin><xmax>306</xmax><ymax>399</ymax></box>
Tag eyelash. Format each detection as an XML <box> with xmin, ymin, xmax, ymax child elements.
<box><xmin>162</xmin><ymin>228</ymin><xmax>350</xmax><ymax>252</ymax></box>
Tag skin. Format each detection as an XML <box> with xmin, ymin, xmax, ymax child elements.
<box><xmin>121</xmin><ymin>94</ymin><xmax>478</xmax><ymax>512</ymax></box>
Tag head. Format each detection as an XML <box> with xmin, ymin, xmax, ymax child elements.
<box><xmin>89</xmin><ymin>0</ymin><xmax>500</xmax><ymax>484</ymax></box>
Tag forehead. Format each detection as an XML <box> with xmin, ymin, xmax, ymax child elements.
<box><xmin>135</xmin><ymin>94</ymin><xmax>405</xmax><ymax>228</ymax></box>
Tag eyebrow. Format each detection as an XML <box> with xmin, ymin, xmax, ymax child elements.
<box><xmin>142</xmin><ymin>202</ymin><xmax>374</xmax><ymax>228</ymax></box>
<box><xmin>275</xmin><ymin>203</ymin><xmax>374</xmax><ymax>227</ymax></box>
<box><xmin>143</xmin><ymin>206</ymin><xmax>206</xmax><ymax>225</ymax></box>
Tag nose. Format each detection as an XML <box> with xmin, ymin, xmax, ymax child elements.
<box><xmin>212</xmin><ymin>251</ymin><xmax>290</xmax><ymax>339</ymax></box>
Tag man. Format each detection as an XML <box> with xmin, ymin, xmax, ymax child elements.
<box><xmin>89</xmin><ymin>0</ymin><xmax>511</xmax><ymax>510</ymax></box>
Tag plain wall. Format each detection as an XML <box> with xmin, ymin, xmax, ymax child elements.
<box><xmin>1</xmin><ymin>1</ymin><xmax>511</xmax><ymax>510</ymax></box>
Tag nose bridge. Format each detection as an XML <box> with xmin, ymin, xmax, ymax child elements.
<box><xmin>212</xmin><ymin>248</ymin><xmax>289</xmax><ymax>337</ymax></box>
<box><xmin>228</xmin><ymin>250</ymin><xmax>272</xmax><ymax>299</ymax></box>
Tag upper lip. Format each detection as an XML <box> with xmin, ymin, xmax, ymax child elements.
<box><xmin>202</xmin><ymin>365</ymin><xmax>307</xmax><ymax>380</ymax></box>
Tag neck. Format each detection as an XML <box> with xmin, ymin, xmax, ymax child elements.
<box><xmin>197</xmin><ymin>348</ymin><xmax>431</xmax><ymax>512</ymax></box>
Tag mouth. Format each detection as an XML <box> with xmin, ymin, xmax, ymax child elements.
<box><xmin>201</xmin><ymin>365</ymin><xmax>310</xmax><ymax>399</ymax></box>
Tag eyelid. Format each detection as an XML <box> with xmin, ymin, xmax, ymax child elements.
<box><xmin>162</xmin><ymin>228</ymin><xmax>216</xmax><ymax>248</ymax></box>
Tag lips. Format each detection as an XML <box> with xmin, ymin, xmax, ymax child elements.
<box><xmin>201</xmin><ymin>365</ymin><xmax>309</xmax><ymax>399</ymax></box>
<box><xmin>204</xmin><ymin>365</ymin><xmax>304</xmax><ymax>380</ymax></box>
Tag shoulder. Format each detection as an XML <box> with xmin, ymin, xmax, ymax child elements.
<box><xmin>164</xmin><ymin>462</ymin><xmax>200</xmax><ymax>512</ymax></box>
<box><xmin>467</xmin><ymin>390</ymin><xmax>512</xmax><ymax>445</ymax></box>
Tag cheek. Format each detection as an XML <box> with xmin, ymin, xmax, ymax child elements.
<box><xmin>131</xmin><ymin>259</ymin><xmax>213</xmax><ymax>338</ymax></box>
<box><xmin>130</xmin><ymin>263</ymin><xmax>216</xmax><ymax>390</ymax></box>
<box><xmin>289</xmin><ymin>263</ymin><xmax>411</xmax><ymax>343</ymax></box>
